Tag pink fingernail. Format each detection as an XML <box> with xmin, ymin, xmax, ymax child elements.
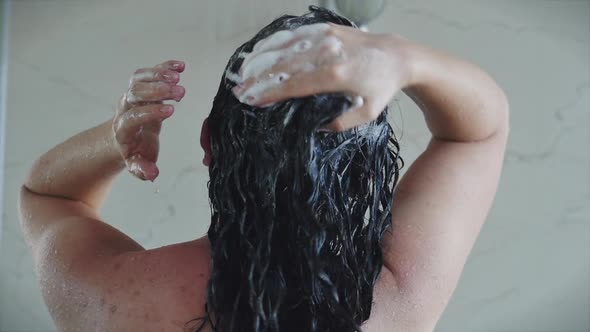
<box><xmin>171</xmin><ymin>85</ymin><xmax>185</xmax><ymax>98</ymax></box>
<box><xmin>161</xmin><ymin>105</ymin><xmax>174</xmax><ymax>113</ymax></box>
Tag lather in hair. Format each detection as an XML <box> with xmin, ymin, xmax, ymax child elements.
<box><xmin>191</xmin><ymin>6</ymin><xmax>403</xmax><ymax>332</ymax></box>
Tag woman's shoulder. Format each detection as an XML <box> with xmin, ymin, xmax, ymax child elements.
<box><xmin>89</xmin><ymin>237</ymin><xmax>213</xmax><ymax>331</ymax></box>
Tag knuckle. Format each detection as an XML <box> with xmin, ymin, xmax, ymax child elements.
<box><xmin>319</xmin><ymin>37</ymin><xmax>342</xmax><ymax>57</ymax></box>
<box><xmin>151</xmin><ymin>82</ymin><xmax>168</xmax><ymax>96</ymax></box>
<box><xmin>127</xmin><ymin>86</ymin><xmax>139</xmax><ymax>102</ymax></box>
<box><xmin>327</xmin><ymin>64</ymin><xmax>346</xmax><ymax>81</ymax></box>
<box><xmin>114</xmin><ymin>115</ymin><xmax>126</xmax><ymax>133</ymax></box>
<box><xmin>155</xmin><ymin>70</ymin><xmax>168</xmax><ymax>80</ymax></box>
<box><xmin>324</xmin><ymin>26</ymin><xmax>338</xmax><ymax>37</ymax></box>
<box><xmin>118</xmin><ymin>94</ymin><xmax>127</xmax><ymax>108</ymax></box>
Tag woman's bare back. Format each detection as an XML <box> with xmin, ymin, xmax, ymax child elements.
<box><xmin>82</xmin><ymin>237</ymin><xmax>431</xmax><ymax>332</ymax></box>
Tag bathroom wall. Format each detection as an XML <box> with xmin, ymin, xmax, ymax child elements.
<box><xmin>0</xmin><ymin>0</ymin><xmax>10</xmax><ymax>255</ymax></box>
<box><xmin>1</xmin><ymin>1</ymin><xmax>589</xmax><ymax>331</ymax></box>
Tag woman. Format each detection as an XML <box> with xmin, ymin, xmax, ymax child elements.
<box><xmin>19</xmin><ymin>6</ymin><xmax>509</xmax><ymax>332</ymax></box>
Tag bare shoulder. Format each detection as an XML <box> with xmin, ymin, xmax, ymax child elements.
<box><xmin>72</xmin><ymin>237</ymin><xmax>213</xmax><ymax>331</ymax></box>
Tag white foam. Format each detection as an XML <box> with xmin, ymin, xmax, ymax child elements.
<box><xmin>133</xmin><ymin>71</ymin><xmax>155</xmax><ymax>81</ymax></box>
<box><xmin>351</xmin><ymin>96</ymin><xmax>364</xmax><ymax>109</ymax></box>
<box><xmin>293</xmin><ymin>23</ymin><xmax>330</xmax><ymax>37</ymax></box>
<box><xmin>238</xmin><ymin>72</ymin><xmax>290</xmax><ymax>105</ymax></box>
<box><xmin>321</xmin><ymin>36</ymin><xmax>343</xmax><ymax>55</ymax></box>
<box><xmin>241</xmin><ymin>50</ymin><xmax>284</xmax><ymax>81</ymax></box>
<box><xmin>283</xmin><ymin>104</ymin><xmax>297</xmax><ymax>125</ymax></box>
<box><xmin>224</xmin><ymin>68</ymin><xmax>243</xmax><ymax>85</ymax></box>
<box><xmin>232</xmin><ymin>23</ymin><xmax>337</xmax><ymax>102</ymax></box>
<box><xmin>293</xmin><ymin>39</ymin><xmax>313</xmax><ymax>53</ymax></box>
<box><xmin>239</xmin><ymin>24</ymin><xmax>331</xmax><ymax>80</ymax></box>
<box><xmin>253</xmin><ymin>30</ymin><xmax>295</xmax><ymax>53</ymax></box>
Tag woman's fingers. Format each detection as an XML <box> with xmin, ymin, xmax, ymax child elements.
<box><xmin>126</xmin><ymin>81</ymin><xmax>185</xmax><ymax>103</ymax></box>
<box><xmin>127</xmin><ymin>154</ymin><xmax>159</xmax><ymax>182</ymax></box>
<box><xmin>122</xmin><ymin>126</ymin><xmax>161</xmax><ymax>181</ymax></box>
<box><xmin>131</xmin><ymin>68</ymin><xmax>180</xmax><ymax>85</ymax></box>
<box><xmin>121</xmin><ymin>60</ymin><xmax>186</xmax><ymax>111</ymax></box>
<box><xmin>233</xmin><ymin>26</ymin><xmax>350</xmax><ymax>106</ymax></box>
<box><xmin>114</xmin><ymin>104</ymin><xmax>174</xmax><ymax>143</ymax></box>
<box><xmin>155</xmin><ymin>60</ymin><xmax>186</xmax><ymax>73</ymax></box>
<box><xmin>233</xmin><ymin>64</ymin><xmax>349</xmax><ymax>106</ymax></box>
<box><xmin>239</xmin><ymin>23</ymin><xmax>331</xmax><ymax>77</ymax></box>
<box><xmin>114</xmin><ymin>60</ymin><xmax>186</xmax><ymax>181</ymax></box>
<box><xmin>325</xmin><ymin>99</ymin><xmax>374</xmax><ymax>132</ymax></box>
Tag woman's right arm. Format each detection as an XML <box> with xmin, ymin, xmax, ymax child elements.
<box><xmin>232</xmin><ymin>24</ymin><xmax>509</xmax><ymax>327</ymax></box>
<box><xmin>403</xmin><ymin>41</ymin><xmax>509</xmax><ymax>142</ymax></box>
<box><xmin>379</xmin><ymin>39</ymin><xmax>509</xmax><ymax>328</ymax></box>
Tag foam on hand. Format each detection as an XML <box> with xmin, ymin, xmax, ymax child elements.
<box><xmin>230</xmin><ymin>23</ymin><xmax>355</xmax><ymax>107</ymax></box>
<box><xmin>240</xmin><ymin>23</ymin><xmax>331</xmax><ymax>81</ymax></box>
<box><xmin>236</xmin><ymin>73</ymin><xmax>291</xmax><ymax>105</ymax></box>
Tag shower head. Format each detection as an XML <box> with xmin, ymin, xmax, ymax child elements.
<box><xmin>332</xmin><ymin>0</ymin><xmax>386</xmax><ymax>27</ymax></box>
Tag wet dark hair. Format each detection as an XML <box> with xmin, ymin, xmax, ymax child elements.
<box><xmin>192</xmin><ymin>6</ymin><xmax>403</xmax><ymax>332</ymax></box>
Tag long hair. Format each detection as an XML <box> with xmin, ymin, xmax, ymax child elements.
<box><xmin>196</xmin><ymin>6</ymin><xmax>403</xmax><ymax>332</ymax></box>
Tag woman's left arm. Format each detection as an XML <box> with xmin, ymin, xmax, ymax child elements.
<box><xmin>24</xmin><ymin>120</ymin><xmax>125</xmax><ymax>210</ymax></box>
<box><xmin>20</xmin><ymin>59</ymin><xmax>186</xmax><ymax>259</ymax></box>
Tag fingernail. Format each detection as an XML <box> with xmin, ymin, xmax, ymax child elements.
<box><xmin>161</xmin><ymin>105</ymin><xmax>174</xmax><ymax>113</ymax></box>
<box><xmin>134</xmin><ymin>168</ymin><xmax>146</xmax><ymax>180</ymax></box>
<box><xmin>171</xmin><ymin>85</ymin><xmax>185</xmax><ymax>98</ymax></box>
<box><xmin>243</xmin><ymin>95</ymin><xmax>256</xmax><ymax>104</ymax></box>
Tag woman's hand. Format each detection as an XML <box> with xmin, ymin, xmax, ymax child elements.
<box><xmin>231</xmin><ymin>23</ymin><xmax>413</xmax><ymax>131</ymax></box>
<box><xmin>113</xmin><ymin>60</ymin><xmax>186</xmax><ymax>181</ymax></box>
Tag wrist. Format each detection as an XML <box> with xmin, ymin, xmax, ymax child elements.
<box><xmin>105</xmin><ymin>120</ymin><xmax>126</xmax><ymax>169</ymax></box>
<box><xmin>380</xmin><ymin>33</ymin><xmax>428</xmax><ymax>89</ymax></box>
<box><xmin>397</xmin><ymin>38</ymin><xmax>436</xmax><ymax>88</ymax></box>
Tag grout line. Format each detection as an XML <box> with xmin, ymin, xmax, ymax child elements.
<box><xmin>0</xmin><ymin>0</ymin><xmax>12</xmax><ymax>246</ymax></box>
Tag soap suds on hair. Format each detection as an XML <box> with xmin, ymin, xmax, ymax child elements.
<box><xmin>292</xmin><ymin>23</ymin><xmax>330</xmax><ymax>37</ymax></box>
<box><xmin>239</xmin><ymin>23</ymin><xmax>333</xmax><ymax>82</ymax></box>
<box><xmin>241</xmin><ymin>51</ymin><xmax>285</xmax><ymax>80</ymax></box>
<box><xmin>228</xmin><ymin>22</ymin><xmax>350</xmax><ymax>107</ymax></box>
<box><xmin>224</xmin><ymin>68</ymin><xmax>243</xmax><ymax>85</ymax></box>
<box><xmin>237</xmin><ymin>72</ymin><xmax>290</xmax><ymax>104</ymax></box>
<box><xmin>253</xmin><ymin>30</ymin><xmax>295</xmax><ymax>53</ymax></box>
